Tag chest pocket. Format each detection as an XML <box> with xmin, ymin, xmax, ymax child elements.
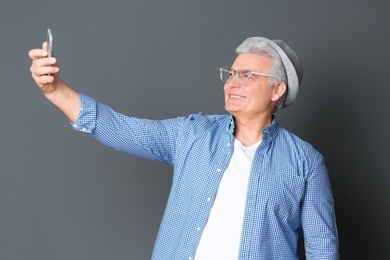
<box><xmin>256</xmin><ymin>173</ymin><xmax>305</xmax><ymax>222</ymax></box>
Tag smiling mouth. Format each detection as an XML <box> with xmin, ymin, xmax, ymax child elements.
<box><xmin>230</xmin><ymin>94</ymin><xmax>246</xmax><ymax>99</ymax></box>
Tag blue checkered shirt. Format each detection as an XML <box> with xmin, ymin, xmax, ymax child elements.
<box><xmin>72</xmin><ymin>93</ymin><xmax>339</xmax><ymax>260</ymax></box>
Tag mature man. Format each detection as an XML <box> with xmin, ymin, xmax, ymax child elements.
<box><xmin>29</xmin><ymin>36</ymin><xmax>339</xmax><ymax>259</ymax></box>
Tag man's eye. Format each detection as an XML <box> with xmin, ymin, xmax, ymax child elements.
<box><xmin>237</xmin><ymin>72</ymin><xmax>245</xmax><ymax>79</ymax></box>
<box><xmin>244</xmin><ymin>73</ymin><xmax>252</xmax><ymax>79</ymax></box>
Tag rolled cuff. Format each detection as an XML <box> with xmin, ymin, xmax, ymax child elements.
<box><xmin>70</xmin><ymin>92</ymin><xmax>97</xmax><ymax>133</ymax></box>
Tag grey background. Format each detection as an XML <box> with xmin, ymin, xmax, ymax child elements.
<box><xmin>1</xmin><ymin>0</ymin><xmax>389</xmax><ymax>259</ymax></box>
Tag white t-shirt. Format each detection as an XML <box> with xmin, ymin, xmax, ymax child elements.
<box><xmin>195</xmin><ymin>138</ymin><xmax>261</xmax><ymax>260</ymax></box>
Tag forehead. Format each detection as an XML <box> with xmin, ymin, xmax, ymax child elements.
<box><xmin>232</xmin><ymin>53</ymin><xmax>273</xmax><ymax>71</ymax></box>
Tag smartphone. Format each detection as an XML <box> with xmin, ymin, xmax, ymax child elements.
<box><xmin>47</xmin><ymin>29</ymin><xmax>53</xmax><ymax>57</ymax></box>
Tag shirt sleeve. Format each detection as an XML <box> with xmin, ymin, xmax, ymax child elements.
<box><xmin>301</xmin><ymin>153</ymin><xmax>339</xmax><ymax>259</ymax></box>
<box><xmin>70</xmin><ymin>92</ymin><xmax>182</xmax><ymax>165</ymax></box>
<box><xmin>71</xmin><ymin>92</ymin><xmax>97</xmax><ymax>133</ymax></box>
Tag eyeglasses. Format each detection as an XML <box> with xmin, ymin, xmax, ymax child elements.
<box><xmin>219</xmin><ymin>67</ymin><xmax>278</xmax><ymax>85</ymax></box>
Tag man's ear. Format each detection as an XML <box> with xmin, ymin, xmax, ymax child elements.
<box><xmin>271</xmin><ymin>82</ymin><xmax>287</xmax><ymax>102</ymax></box>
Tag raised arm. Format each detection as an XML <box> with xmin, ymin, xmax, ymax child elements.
<box><xmin>29</xmin><ymin>42</ymin><xmax>80</xmax><ymax>122</ymax></box>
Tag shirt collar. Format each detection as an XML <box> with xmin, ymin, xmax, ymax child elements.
<box><xmin>227</xmin><ymin>115</ymin><xmax>235</xmax><ymax>134</ymax></box>
<box><xmin>262</xmin><ymin>115</ymin><xmax>280</xmax><ymax>142</ymax></box>
<box><xmin>226</xmin><ymin>114</ymin><xmax>280</xmax><ymax>141</ymax></box>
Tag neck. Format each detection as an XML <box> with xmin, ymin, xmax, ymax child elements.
<box><xmin>233</xmin><ymin>114</ymin><xmax>273</xmax><ymax>146</ymax></box>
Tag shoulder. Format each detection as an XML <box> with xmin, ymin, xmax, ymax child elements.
<box><xmin>278</xmin><ymin>127</ymin><xmax>319</xmax><ymax>153</ymax></box>
<box><xmin>276</xmin><ymin>127</ymin><xmax>324</xmax><ymax>173</ymax></box>
<box><xmin>260</xmin><ymin>117</ymin><xmax>327</xmax><ymax>180</ymax></box>
<box><xmin>175</xmin><ymin>113</ymin><xmax>231</xmax><ymax>135</ymax></box>
<box><xmin>182</xmin><ymin>113</ymin><xmax>230</xmax><ymax>127</ymax></box>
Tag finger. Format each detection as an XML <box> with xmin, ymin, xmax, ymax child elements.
<box><xmin>30</xmin><ymin>63</ymin><xmax>59</xmax><ymax>80</ymax></box>
<box><xmin>31</xmin><ymin>56</ymin><xmax>57</xmax><ymax>69</ymax></box>
<box><xmin>31</xmin><ymin>63</ymin><xmax>59</xmax><ymax>77</ymax></box>
<box><xmin>28</xmin><ymin>48</ymin><xmax>48</xmax><ymax>60</ymax></box>
<box><xmin>35</xmin><ymin>74</ymin><xmax>56</xmax><ymax>85</ymax></box>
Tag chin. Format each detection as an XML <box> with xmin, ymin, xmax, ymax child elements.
<box><xmin>225</xmin><ymin>106</ymin><xmax>237</xmax><ymax>115</ymax></box>
<box><xmin>224</xmin><ymin>104</ymin><xmax>231</xmax><ymax>112</ymax></box>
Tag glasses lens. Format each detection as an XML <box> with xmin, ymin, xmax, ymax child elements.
<box><xmin>237</xmin><ymin>70</ymin><xmax>251</xmax><ymax>84</ymax></box>
<box><xmin>220</xmin><ymin>68</ymin><xmax>231</xmax><ymax>82</ymax></box>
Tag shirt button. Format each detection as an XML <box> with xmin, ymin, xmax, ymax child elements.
<box><xmin>207</xmin><ymin>197</ymin><xmax>211</xmax><ymax>202</ymax></box>
<box><xmin>227</xmin><ymin>142</ymin><xmax>231</xmax><ymax>147</ymax></box>
<box><xmin>82</xmin><ymin>127</ymin><xmax>87</xmax><ymax>132</ymax></box>
<box><xmin>197</xmin><ymin>227</ymin><xmax>201</xmax><ymax>232</ymax></box>
<box><xmin>217</xmin><ymin>169</ymin><xmax>221</xmax><ymax>172</ymax></box>
<box><xmin>189</xmin><ymin>257</ymin><xmax>193</xmax><ymax>260</ymax></box>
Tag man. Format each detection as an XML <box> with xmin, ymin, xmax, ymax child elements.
<box><xmin>29</xmin><ymin>36</ymin><xmax>339</xmax><ymax>259</ymax></box>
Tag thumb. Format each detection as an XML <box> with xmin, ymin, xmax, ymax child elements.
<box><xmin>41</xmin><ymin>41</ymin><xmax>55</xmax><ymax>58</ymax></box>
<box><xmin>42</xmin><ymin>41</ymin><xmax>48</xmax><ymax>51</ymax></box>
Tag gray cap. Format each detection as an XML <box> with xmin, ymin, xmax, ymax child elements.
<box><xmin>238</xmin><ymin>37</ymin><xmax>304</xmax><ymax>108</ymax></box>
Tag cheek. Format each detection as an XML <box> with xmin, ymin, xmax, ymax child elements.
<box><xmin>248</xmin><ymin>89</ymin><xmax>265</xmax><ymax>104</ymax></box>
<box><xmin>223</xmin><ymin>84</ymin><xmax>229</xmax><ymax>97</ymax></box>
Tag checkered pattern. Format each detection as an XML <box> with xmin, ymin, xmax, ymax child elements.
<box><xmin>72</xmin><ymin>93</ymin><xmax>339</xmax><ymax>260</ymax></box>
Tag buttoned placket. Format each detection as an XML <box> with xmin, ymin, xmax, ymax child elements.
<box><xmin>238</xmin><ymin>129</ymin><xmax>273</xmax><ymax>258</ymax></box>
<box><xmin>190</xmin><ymin>132</ymin><xmax>234</xmax><ymax>260</ymax></box>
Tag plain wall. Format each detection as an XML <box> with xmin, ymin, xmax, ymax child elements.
<box><xmin>1</xmin><ymin>1</ymin><xmax>389</xmax><ymax>259</ymax></box>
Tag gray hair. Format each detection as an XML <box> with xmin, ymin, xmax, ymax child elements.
<box><xmin>236</xmin><ymin>38</ymin><xmax>287</xmax><ymax>112</ymax></box>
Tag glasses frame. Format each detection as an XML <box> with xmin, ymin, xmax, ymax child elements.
<box><xmin>219</xmin><ymin>67</ymin><xmax>278</xmax><ymax>85</ymax></box>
